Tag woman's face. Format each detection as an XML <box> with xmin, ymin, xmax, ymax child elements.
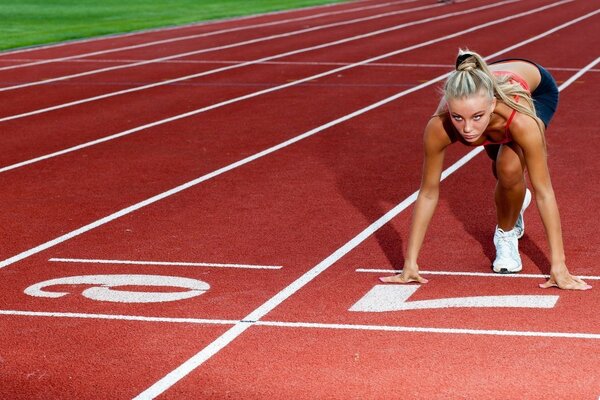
<box><xmin>447</xmin><ymin>91</ymin><xmax>496</xmax><ymax>143</ymax></box>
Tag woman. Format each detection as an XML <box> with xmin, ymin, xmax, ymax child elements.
<box><xmin>381</xmin><ymin>49</ymin><xmax>591</xmax><ymax>290</ymax></box>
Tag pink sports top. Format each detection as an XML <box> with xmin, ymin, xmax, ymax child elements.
<box><xmin>480</xmin><ymin>71</ymin><xmax>531</xmax><ymax>146</ymax></box>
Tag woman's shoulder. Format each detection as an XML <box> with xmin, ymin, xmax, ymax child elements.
<box><xmin>424</xmin><ymin>115</ymin><xmax>454</xmax><ymax>150</ymax></box>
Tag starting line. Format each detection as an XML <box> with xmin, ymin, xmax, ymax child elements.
<box><xmin>1</xmin><ymin>309</ymin><xmax>599</xmax><ymax>340</ymax></box>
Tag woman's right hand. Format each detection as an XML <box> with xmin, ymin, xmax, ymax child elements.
<box><xmin>379</xmin><ymin>263</ymin><xmax>428</xmax><ymax>284</ymax></box>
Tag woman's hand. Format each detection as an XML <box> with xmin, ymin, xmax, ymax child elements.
<box><xmin>379</xmin><ymin>263</ymin><xmax>428</xmax><ymax>284</ymax></box>
<box><xmin>539</xmin><ymin>263</ymin><xmax>592</xmax><ymax>290</ymax></box>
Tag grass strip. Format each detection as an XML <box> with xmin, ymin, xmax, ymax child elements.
<box><xmin>0</xmin><ymin>0</ymin><xmax>350</xmax><ymax>51</ymax></box>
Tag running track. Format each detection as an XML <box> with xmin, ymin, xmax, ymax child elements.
<box><xmin>0</xmin><ymin>0</ymin><xmax>599</xmax><ymax>398</ymax></box>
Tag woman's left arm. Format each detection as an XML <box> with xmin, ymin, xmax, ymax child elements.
<box><xmin>512</xmin><ymin>116</ymin><xmax>591</xmax><ymax>290</ymax></box>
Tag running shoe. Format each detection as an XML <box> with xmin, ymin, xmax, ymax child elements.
<box><xmin>493</xmin><ymin>227</ymin><xmax>522</xmax><ymax>273</ymax></box>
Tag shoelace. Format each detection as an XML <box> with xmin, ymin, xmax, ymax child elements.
<box><xmin>496</xmin><ymin>234</ymin><xmax>517</xmax><ymax>259</ymax></box>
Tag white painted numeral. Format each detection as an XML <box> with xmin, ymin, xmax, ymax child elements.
<box><xmin>349</xmin><ymin>285</ymin><xmax>559</xmax><ymax>312</ymax></box>
<box><xmin>24</xmin><ymin>275</ymin><xmax>210</xmax><ymax>303</ymax></box>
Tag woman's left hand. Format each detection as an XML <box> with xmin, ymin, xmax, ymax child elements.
<box><xmin>539</xmin><ymin>264</ymin><xmax>592</xmax><ymax>290</ymax></box>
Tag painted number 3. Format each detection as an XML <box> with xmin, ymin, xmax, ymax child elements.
<box><xmin>24</xmin><ymin>275</ymin><xmax>210</xmax><ymax>303</ymax></box>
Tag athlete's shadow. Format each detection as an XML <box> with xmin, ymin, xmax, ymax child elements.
<box><xmin>444</xmin><ymin>163</ymin><xmax>551</xmax><ymax>274</ymax></box>
<box><xmin>314</xmin><ymin>120</ymin><xmax>425</xmax><ymax>272</ymax></box>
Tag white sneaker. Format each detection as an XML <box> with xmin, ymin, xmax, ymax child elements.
<box><xmin>493</xmin><ymin>227</ymin><xmax>522</xmax><ymax>273</ymax></box>
<box><xmin>514</xmin><ymin>188</ymin><xmax>532</xmax><ymax>239</ymax></box>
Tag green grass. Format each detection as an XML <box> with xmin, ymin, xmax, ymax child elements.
<box><xmin>0</xmin><ymin>0</ymin><xmax>349</xmax><ymax>51</ymax></box>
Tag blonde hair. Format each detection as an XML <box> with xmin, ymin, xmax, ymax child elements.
<box><xmin>438</xmin><ymin>49</ymin><xmax>545</xmax><ymax>134</ymax></box>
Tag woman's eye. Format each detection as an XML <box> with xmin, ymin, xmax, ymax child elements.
<box><xmin>452</xmin><ymin>115</ymin><xmax>463</xmax><ymax>121</ymax></box>
<box><xmin>473</xmin><ymin>115</ymin><xmax>482</xmax><ymax>121</ymax></box>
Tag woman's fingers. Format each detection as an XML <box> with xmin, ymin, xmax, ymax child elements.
<box><xmin>379</xmin><ymin>273</ymin><xmax>428</xmax><ymax>284</ymax></box>
<box><xmin>539</xmin><ymin>276</ymin><xmax>592</xmax><ymax>290</ymax></box>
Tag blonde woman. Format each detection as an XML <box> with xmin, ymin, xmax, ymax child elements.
<box><xmin>381</xmin><ymin>50</ymin><xmax>591</xmax><ymax>290</ymax></box>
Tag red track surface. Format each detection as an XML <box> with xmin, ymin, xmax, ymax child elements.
<box><xmin>1</xmin><ymin>0</ymin><xmax>599</xmax><ymax>398</ymax></box>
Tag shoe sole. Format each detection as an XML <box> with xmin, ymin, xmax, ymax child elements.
<box><xmin>492</xmin><ymin>265</ymin><xmax>523</xmax><ymax>275</ymax></box>
<box><xmin>492</xmin><ymin>265</ymin><xmax>522</xmax><ymax>274</ymax></box>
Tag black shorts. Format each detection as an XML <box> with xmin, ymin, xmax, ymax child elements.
<box><xmin>485</xmin><ymin>59</ymin><xmax>559</xmax><ymax>160</ymax></box>
<box><xmin>531</xmin><ymin>63</ymin><xmax>559</xmax><ymax>127</ymax></box>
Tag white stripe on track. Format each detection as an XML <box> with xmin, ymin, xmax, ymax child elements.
<box><xmin>6</xmin><ymin>57</ymin><xmax>600</xmax><ymax>74</ymax></box>
<box><xmin>0</xmin><ymin>309</ymin><xmax>238</xmax><ymax>325</ymax></box>
<box><xmin>356</xmin><ymin>268</ymin><xmax>600</xmax><ymax>280</ymax></box>
<box><xmin>1</xmin><ymin>310</ymin><xmax>598</xmax><ymax>340</ymax></box>
<box><xmin>48</xmin><ymin>257</ymin><xmax>283</xmax><ymax>270</ymax></box>
<box><xmin>1</xmin><ymin>1</ymin><xmax>581</xmax><ymax>175</ymax></box>
<box><xmin>0</xmin><ymin>5</ymin><xmax>592</xmax><ymax>272</ymax></box>
<box><xmin>0</xmin><ymin>0</ymin><xmax>384</xmax><ymax>56</ymax></box>
<box><xmin>256</xmin><ymin>321</ymin><xmax>600</xmax><ymax>340</ymax></box>
<box><xmin>0</xmin><ymin>0</ymin><xmax>422</xmax><ymax>72</ymax></box>
<box><xmin>133</xmin><ymin>44</ymin><xmax>600</xmax><ymax>400</ymax></box>
<box><xmin>0</xmin><ymin>1</ymin><xmax>449</xmax><ymax>91</ymax></box>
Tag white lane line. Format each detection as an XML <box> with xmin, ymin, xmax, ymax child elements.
<box><xmin>48</xmin><ymin>258</ymin><xmax>283</xmax><ymax>270</ymax></box>
<box><xmin>356</xmin><ymin>268</ymin><xmax>600</xmax><ymax>280</ymax></box>
<box><xmin>1</xmin><ymin>310</ymin><xmax>598</xmax><ymax>340</ymax></box>
<box><xmin>0</xmin><ymin>1</ymin><xmax>449</xmax><ymax>91</ymax></box>
<box><xmin>0</xmin><ymin>0</ymin><xmax>500</xmax><ymax>123</ymax></box>
<box><xmin>0</xmin><ymin>1</ymin><xmax>422</xmax><ymax>72</ymax></box>
<box><xmin>0</xmin><ymin>309</ymin><xmax>238</xmax><ymax>325</ymax></box>
<box><xmin>4</xmin><ymin>57</ymin><xmax>600</xmax><ymax>74</ymax></box>
<box><xmin>133</xmin><ymin>47</ymin><xmax>600</xmax><ymax>400</ymax></box>
<box><xmin>0</xmin><ymin>0</ymin><xmax>388</xmax><ymax>57</ymax></box>
<box><xmin>256</xmin><ymin>321</ymin><xmax>600</xmax><ymax>340</ymax></box>
<box><xmin>0</xmin><ymin>1</ymin><xmax>576</xmax><ymax>176</ymax></box>
<box><xmin>0</xmin><ymin>5</ymin><xmax>590</xmax><ymax>272</ymax></box>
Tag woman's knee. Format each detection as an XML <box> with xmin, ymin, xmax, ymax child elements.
<box><xmin>495</xmin><ymin>148</ymin><xmax>525</xmax><ymax>188</ymax></box>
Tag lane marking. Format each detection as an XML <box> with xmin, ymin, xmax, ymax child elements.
<box><xmin>25</xmin><ymin>274</ymin><xmax>210</xmax><ymax>303</ymax></box>
<box><xmin>257</xmin><ymin>321</ymin><xmax>600</xmax><ymax>340</ymax></box>
<box><xmin>0</xmin><ymin>309</ymin><xmax>238</xmax><ymax>325</ymax></box>
<box><xmin>256</xmin><ymin>321</ymin><xmax>600</xmax><ymax>340</ymax></box>
<box><xmin>0</xmin><ymin>0</ymin><xmax>488</xmax><ymax>122</ymax></box>
<box><xmin>349</xmin><ymin>285</ymin><xmax>559</xmax><ymax>312</ymax></box>
<box><xmin>356</xmin><ymin>268</ymin><xmax>600</xmax><ymax>280</ymax></box>
<box><xmin>49</xmin><ymin>257</ymin><xmax>283</xmax><ymax>270</ymax></box>
<box><xmin>1</xmin><ymin>310</ymin><xmax>598</xmax><ymax>340</ymax></box>
<box><xmin>0</xmin><ymin>0</ymin><xmax>422</xmax><ymax>71</ymax></box>
<box><xmin>133</xmin><ymin>36</ymin><xmax>600</xmax><ymax>400</ymax></box>
<box><xmin>0</xmin><ymin>1</ymin><xmax>451</xmax><ymax>91</ymax></box>
<box><xmin>3</xmin><ymin>57</ymin><xmax>599</xmax><ymax>74</ymax></box>
<box><xmin>1</xmin><ymin>1</ymin><xmax>581</xmax><ymax>175</ymax></box>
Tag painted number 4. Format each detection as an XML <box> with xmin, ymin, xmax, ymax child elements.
<box><xmin>349</xmin><ymin>285</ymin><xmax>559</xmax><ymax>312</ymax></box>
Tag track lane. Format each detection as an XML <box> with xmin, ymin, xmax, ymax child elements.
<box><xmin>0</xmin><ymin>0</ymin><xmax>456</xmax><ymax>90</ymax></box>
<box><xmin>0</xmin><ymin>1</ymin><xmax>582</xmax><ymax>169</ymax></box>
<box><xmin>0</xmin><ymin>0</ymin><xmax>488</xmax><ymax>121</ymax></box>
<box><xmin>163</xmin><ymin>326</ymin><xmax>599</xmax><ymax>399</ymax></box>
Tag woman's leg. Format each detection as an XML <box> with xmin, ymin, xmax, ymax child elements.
<box><xmin>491</xmin><ymin>143</ymin><xmax>527</xmax><ymax>273</ymax></box>
<box><xmin>493</xmin><ymin>143</ymin><xmax>526</xmax><ymax>230</ymax></box>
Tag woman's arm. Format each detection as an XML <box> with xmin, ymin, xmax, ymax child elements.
<box><xmin>380</xmin><ymin>117</ymin><xmax>449</xmax><ymax>284</ymax></box>
<box><xmin>511</xmin><ymin>116</ymin><xmax>591</xmax><ymax>290</ymax></box>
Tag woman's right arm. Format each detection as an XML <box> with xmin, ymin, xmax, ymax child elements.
<box><xmin>380</xmin><ymin>117</ymin><xmax>449</xmax><ymax>284</ymax></box>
